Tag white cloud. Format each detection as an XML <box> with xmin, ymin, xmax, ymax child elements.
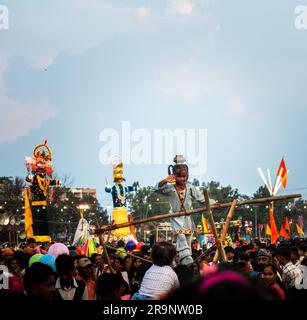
<box><xmin>137</xmin><ymin>6</ymin><xmax>151</xmax><ymax>21</ymax></box>
<box><xmin>168</xmin><ymin>0</ymin><xmax>194</xmax><ymax>16</ymax></box>
<box><xmin>158</xmin><ymin>64</ymin><xmax>219</xmax><ymax>100</ymax></box>
<box><xmin>0</xmin><ymin>96</ymin><xmax>56</xmax><ymax>144</ymax></box>
<box><xmin>229</xmin><ymin>94</ymin><xmax>245</xmax><ymax>115</ymax></box>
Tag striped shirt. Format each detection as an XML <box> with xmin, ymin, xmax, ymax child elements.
<box><xmin>139</xmin><ymin>265</ymin><xmax>179</xmax><ymax>298</ymax></box>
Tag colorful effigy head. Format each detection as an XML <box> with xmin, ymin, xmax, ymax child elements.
<box><xmin>26</xmin><ymin>140</ymin><xmax>53</xmax><ymax>176</ymax></box>
<box><xmin>111</xmin><ymin>156</ymin><xmax>125</xmax><ymax>183</ymax></box>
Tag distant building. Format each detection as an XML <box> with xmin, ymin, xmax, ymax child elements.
<box><xmin>70</xmin><ymin>188</ymin><xmax>97</xmax><ymax>200</ymax></box>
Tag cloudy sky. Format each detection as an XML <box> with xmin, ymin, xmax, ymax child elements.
<box><xmin>1</xmin><ymin>0</ymin><xmax>307</xmax><ymax>207</ymax></box>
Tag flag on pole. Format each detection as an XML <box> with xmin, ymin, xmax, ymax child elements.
<box><xmin>276</xmin><ymin>158</ymin><xmax>288</xmax><ymax>188</ymax></box>
<box><xmin>24</xmin><ymin>188</ymin><xmax>33</xmax><ymax>238</ymax></box>
<box><xmin>280</xmin><ymin>225</ymin><xmax>290</xmax><ymax>239</ymax></box>
<box><xmin>265</xmin><ymin>224</ymin><xmax>271</xmax><ymax>236</ymax></box>
<box><xmin>202</xmin><ymin>214</ymin><xmax>209</xmax><ymax>233</ymax></box>
<box><xmin>296</xmin><ymin>224</ymin><xmax>304</xmax><ymax>236</ymax></box>
<box><xmin>269</xmin><ymin>207</ymin><xmax>279</xmax><ymax>244</ymax></box>
<box><xmin>284</xmin><ymin>217</ymin><xmax>291</xmax><ymax>233</ymax></box>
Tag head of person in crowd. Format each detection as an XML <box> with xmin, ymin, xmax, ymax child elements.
<box><xmin>96</xmin><ymin>273</ymin><xmax>124</xmax><ymax>300</ymax></box>
<box><xmin>256</xmin><ymin>249</ymin><xmax>272</xmax><ymax>271</ymax></box>
<box><xmin>77</xmin><ymin>257</ymin><xmax>94</xmax><ymax>281</ymax></box>
<box><xmin>261</xmin><ymin>263</ymin><xmax>278</xmax><ymax>287</ymax></box>
<box><xmin>113</xmin><ymin>256</ymin><xmax>124</xmax><ymax>272</ymax></box>
<box><xmin>123</xmin><ymin>255</ymin><xmax>133</xmax><ymax>272</ymax></box>
<box><xmin>7</xmin><ymin>255</ymin><xmax>21</xmax><ymax>275</ymax></box>
<box><xmin>276</xmin><ymin>246</ymin><xmax>292</xmax><ymax>266</ymax></box>
<box><xmin>237</xmin><ymin>253</ymin><xmax>252</xmax><ymax>274</ymax></box>
<box><xmin>224</xmin><ymin>246</ymin><xmax>235</xmax><ymax>262</ymax></box>
<box><xmin>1</xmin><ymin>248</ymin><xmax>14</xmax><ymax>265</ymax></box>
<box><xmin>90</xmin><ymin>253</ymin><xmax>102</xmax><ymax>267</ymax></box>
<box><xmin>23</xmin><ymin>262</ymin><xmax>56</xmax><ymax>301</ymax></box>
<box><xmin>199</xmin><ymin>251</ymin><xmax>213</xmax><ymax>269</ymax></box>
<box><xmin>193</xmin><ymin>261</ymin><xmax>200</xmax><ymax>277</ymax></box>
<box><xmin>290</xmin><ymin>247</ymin><xmax>299</xmax><ymax>265</ymax></box>
<box><xmin>141</xmin><ymin>245</ymin><xmax>152</xmax><ymax>260</ymax></box>
<box><xmin>151</xmin><ymin>241</ymin><xmax>176</xmax><ymax>267</ymax></box>
<box><xmin>298</xmin><ymin>243</ymin><xmax>307</xmax><ymax>259</ymax></box>
<box><xmin>27</xmin><ymin>238</ymin><xmax>37</xmax><ymax>250</ymax></box>
<box><xmin>132</xmin><ymin>255</ymin><xmax>143</xmax><ymax>270</ymax></box>
<box><xmin>117</xmin><ymin>240</ymin><xmax>125</xmax><ymax>248</ymax></box>
<box><xmin>55</xmin><ymin>254</ymin><xmax>75</xmax><ymax>287</ymax></box>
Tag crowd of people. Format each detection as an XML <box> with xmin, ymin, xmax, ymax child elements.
<box><xmin>1</xmin><ymin>236</ymin><xmax>306</xmax><ymax>301</ymax></box>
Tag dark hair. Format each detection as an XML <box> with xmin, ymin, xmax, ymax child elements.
<box><xmin>169</xmin><ymin>164</ymin><xmax>189</xmax><ymax>177</ymax></box>
<box><xmin>27</xmin><ymin>238</ymin><xmax>37</xmax><ymax>245</ymax></box>
<box><xmin>224</xmin><ymin>246</ymin><xmax>235</xmax><ymax>254</ymax></box>
<box><xmin>96</xmin><ymin>273</ymin><xmax>123</xmax><ymax>300</ymax></box>
<box><xmin>55</xmin><ymin>254</ymin><xmax>74</xmax><ymax>275</ymax></box>
<box><xmin>23</xmin><ymin>262</ymin><xmax>55</xmax><ymax>294</ymax></box>
<box><xmin>277</xmin><ymin>246</ymin><xmax>291</xmax><ymax>261</ymax></box>
<box><xmin>173</xmin><ymin>264</ymin><xmax>194</xmax><ymax>286</ymax></box>
<box><xmin>299</xmin><ymin>243</ymin><xmax>307</xmax><ymax>253</ymax></box>
<box><xmin>263</xmin><ymin>263</ymin><xmax>277</xmax><ymax>274</ymax></box>
<box><xmin>290</xmin><ymin>246</ymin><xmax>299</xmax><ymax>256</ymax></box>
<box><xmin>151</xmin><ymin>241</ymin><xmax>176</xmax><ymax>267</ymax></box>
<box><xmin>117</xmin><ymin>240</ymin><xmax>125</xmax><ymax>248</ymax></box>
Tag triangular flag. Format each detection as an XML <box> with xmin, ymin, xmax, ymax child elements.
<box><xmin>277</xmin><ymin>158</ymin><xmax>288</xmax><ymax>188</ymax></box>
<box><xmin>269</xmin><ymin>207</ymin><xmax>279</xmax><ymax>244</ymax></box>
<box><xmin>265</xmin><ymin>224</ymin><xmax>271</xmax><ymax>236</ymax></box>
<box><xmin>296</xmin><ymin>224</ymin><xmax>304</xmax><ymax>236</ymax></box>
<box><xmin>280</xmin><ymin>225</ymin><xmax>290</xmax><ymax>239</ymax></box>
<box><xmin>284</xmin><ymin>217</ymin><xmax>291</xmax><ymax>233</ymax></box>
<box><xmin>24</xmin><ymin>187</ymin><xmax>33</xmax><ymax>238</ymax></box>
<box><xmin>202</xmin><ymin>214</ymin><xmax>209</xmax><ymax>233</ymax></box>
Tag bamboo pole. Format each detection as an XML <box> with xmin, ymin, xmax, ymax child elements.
<box><xmin>203</xmin><ymin>189</ymin><xmax>227</xmax><ymax>262</ymax></box>
<box><xmin>213</xmin><ymin>199</ymin><xmax>238</xmax><ymax>263</ymax></box>
<box><xmin>94</xmin><ymin>193</ymin><xmax>301</xmax><ymax>234</ymax></box>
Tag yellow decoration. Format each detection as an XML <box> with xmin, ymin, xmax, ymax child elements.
<box><xmin>112</xmin><ymin>207</ymin><xmax>131</xmax><ymax>238</ymax></box>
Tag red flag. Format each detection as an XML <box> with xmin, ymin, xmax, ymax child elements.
<box><xmin>284</xmin><ymin>217</ymin><xmax>291</xmax><ymax>233</ymax></box>
<box><xmin>277</xmin><ymin>158</ymin><xmax>288</xmax><ymax>188</ymax></box>
<box><xmin>280</xmin><ymin>225</ymin><xmax>290</xmax><ymax>239</ymax></box>
<box><xmin>269</xmin><ymin>207</ymin><xmax>279</xmax><ymax>244</ymax></box>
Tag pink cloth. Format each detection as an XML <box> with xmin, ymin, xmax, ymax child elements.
<box><xmin>8</xmin><ymin>275</ymin><xmax>24</xmax><ymax>292</ymax></box>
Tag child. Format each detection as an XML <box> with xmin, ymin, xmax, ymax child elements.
<box><xmin>154</xmin><ymin>155</ymin><xmax>215</xmax><ymax>265</ymax></box>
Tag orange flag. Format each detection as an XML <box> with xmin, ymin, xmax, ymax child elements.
<box><xmin>296</xmin><ymin>224</ymin><xmax>304</xmax><ymax>236</ymax></box>
<box><xmin>269</xmin><ymin>207</ymin><xmax>279</xmax><ymax>244</ymax></box>
<box><xmin>284</xmin><ymin>217</ymin><xmax>291</xmax><ymax>233</ymax></box>
<box><xmin>277</xmin><ymin>158</ymin><xmax>288</xmax><ymax>188</ymax></box>
<box><xmin>129</xmin><ymin>213</ymin><xmax>137</xmax><ymax>240</ymax></box>
<box><xmin>202</xmin><ymin>214</ymin><xmax>209</xmax><ymax>233</ymax></box>
<box><xmin>280</xmin><ymin>225</ymin><xmax>290</xmax><ymax>239</ymax></box>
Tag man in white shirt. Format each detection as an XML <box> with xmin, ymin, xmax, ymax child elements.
<box><xmin>132</xmin><ymin>242</ymin><xmax>179</xmax><ymax>300</ymax></box>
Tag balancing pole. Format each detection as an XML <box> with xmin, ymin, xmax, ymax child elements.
<box><xmin>94</xmin><ymin>194</ymin><xmax>302</xmax><ymax>234</ymax></box>
<box><xmin>213</xmin><ymin>199</ymin><xmax>238</xmax><ymax>263</ymax></box>
<box><xmin>203</xmin><ymin>189</ymin><xmax>227</xmax><ymax>262</ymax></box>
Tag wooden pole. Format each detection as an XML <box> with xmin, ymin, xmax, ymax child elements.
<box><xmin>94</xmin><ymin>193</ymin><xmax>301</xmax><ymax>234</ymax></box>
<box><xmin>203</xmin><ymin>189</ymin><xmax>227</xmax><ymax>262</ymax></box>
<box><xmin>213</xmin><ymin>199</ymin><xmax>238</xmax><ymax>263</ymax></box>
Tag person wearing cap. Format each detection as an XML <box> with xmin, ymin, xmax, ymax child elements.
<box><xmin>1</xmin><ymin>248</ymin><xmax>14</xmax><ymax>266</ymax></box>
<box><xmin>256</xmin><ymin>249</ymin><xmax>273</xmax><ymax>272</ymax></box>
<box><xmin>76</xmin><ymin>257</ymin><xmax>96</xmax><ymax>300</ymax></box>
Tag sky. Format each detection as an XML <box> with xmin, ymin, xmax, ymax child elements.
<box><xmin>1</xmin><ymin>0</ymin><xmax>307</xmax><ymax>209</ymax></box>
